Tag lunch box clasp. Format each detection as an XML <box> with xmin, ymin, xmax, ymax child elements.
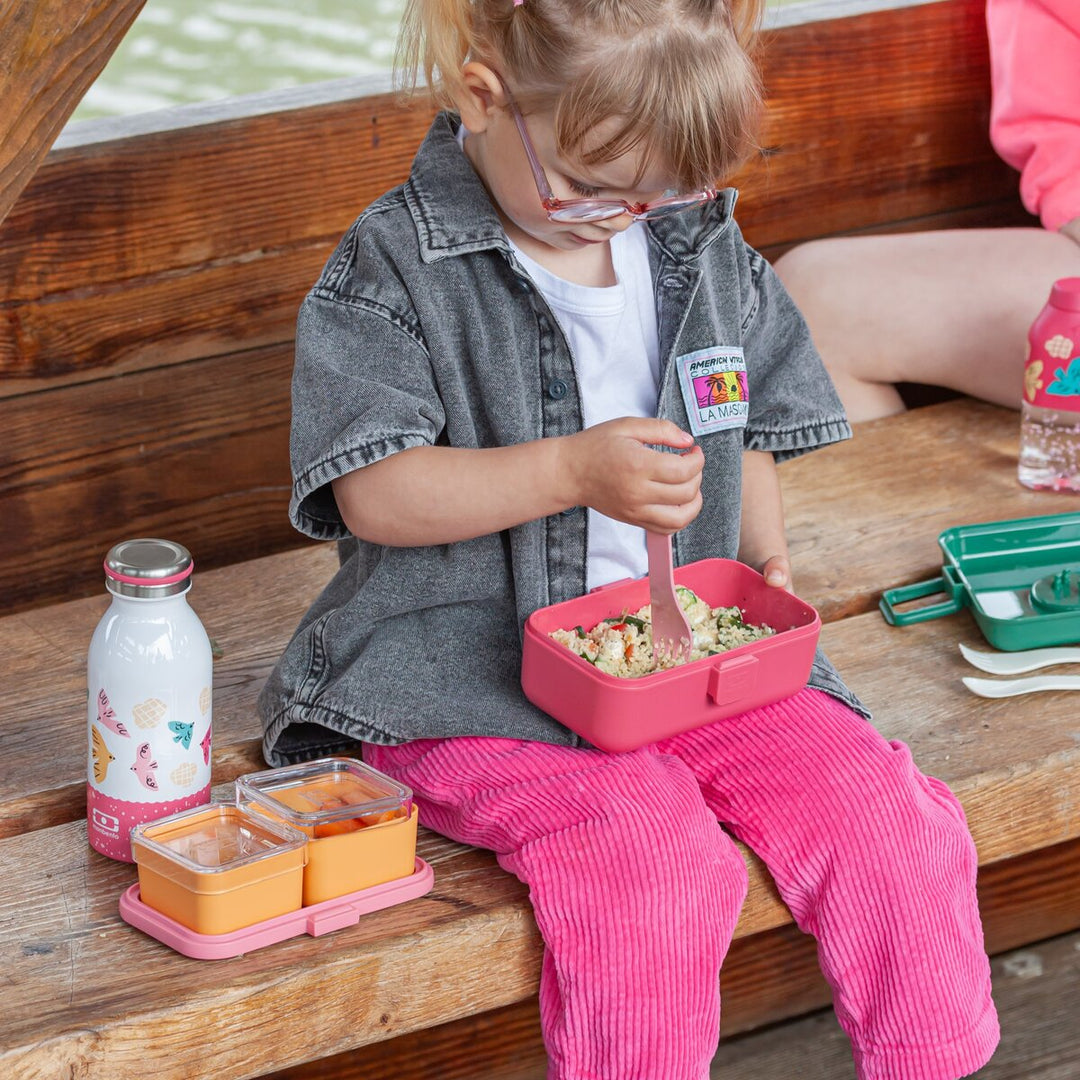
<box><xmin>879</xmin><ymin>564</ymin><xmax>965</xmax><ymax>626</ymax></box>
<box><xmin>708</xmin><ymin>653</ymin><xmax>758</xmax><ymax>705</ymax></box>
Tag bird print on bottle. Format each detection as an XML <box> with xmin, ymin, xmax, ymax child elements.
<box><xmin>168</xmin><ymin>720</ymin><xmax>194</xmax><ymax>749</ymax></box>
<box><xmin>96</xmin><ymin>688</ymin><xmax>129</xmax><ymax>738</ymax></box>
<box><xmin>130</xmin><ymin>742</ymin><xmax>159</xmax><ymax>790</ymax></box>
<box><xmin>91</xmin><ymin>724</ymin><xmax>115</xmax><ymax>784</ymax></box>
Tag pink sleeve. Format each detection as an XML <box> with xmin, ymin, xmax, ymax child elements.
<box><xmin>987</xmin><ymin>0</ymin><xmax>1080</xmax><ymax>231</ymax></box>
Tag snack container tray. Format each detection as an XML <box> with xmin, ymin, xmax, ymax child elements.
<box><xmin>522</xmin><ymin>557</ymin><xmax>821</xmax><ymax>752</ymax></box>
<box><xmin>879</xmin><ymin>511</ymin><xmax>1080</xmax><ymax>650</ymax></box>
<box><xmin>119</xmin><ymin>857</ymin><xmax>434</xmax><ymax>960</ymax></box>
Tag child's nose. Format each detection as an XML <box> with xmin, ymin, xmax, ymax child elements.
<box><xmin>600</xmin><ymin>212</ymin><xmax>635</xmax><ymax>233</ymax></box>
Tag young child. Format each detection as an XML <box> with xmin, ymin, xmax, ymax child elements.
<box><xmin>259</xmin><ymin>1</ymin><xmax>999</xmax><ymax>1076</ymax></box>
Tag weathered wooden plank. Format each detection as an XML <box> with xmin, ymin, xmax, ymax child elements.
<box><xmin>0</xmin><ymin>0</ymin><xmax>1014</xmax><ymax>398</ymax></box>
<box><xmin>0</xmin><ymin>814</ymin><xmax>536</xmax><ymax>1080</ymax></box>
<box><xmin>262</xmin><ymin>837</ymin><xmax>1080</xmax><ymax>1080</ymax></box>
<box><xmin>0</xmin><ymin>795</ymin><xmax>789</xmax><ymax>1080</ymax></box>
<box><xmin>0</xmin><ymin>0</ymin><xmax>146</xmax><ymax>224</ymax></box>
<box><xmin>758</xmin><ymin>196</ymin><xmax>1036</xmax><ymax>263</ymax></box>
<box><xmin>780</xmin><ymin>399</ymin><xmax>1054</xmax><ymax>623</ymax></box>
<box><xmin>0</xmin><ymin>89</ymin><xmax>436</xmax><ymax>392</ymax></box>
<box><xmin>0</xmin><ymin>341</ymin><xmax>298</xmax><ymax>612</ymax></box>
<box><xmin>3</xmin><ymin>819</ymin><xmax>1073</xmax><ymax>1080</ymax></box>
<box><xmin>735</xmin><ymin>0</ymin><xmax>1019</xmax><ymax>249</ymax></box>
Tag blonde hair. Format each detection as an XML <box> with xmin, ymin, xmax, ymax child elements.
<box><xmin>396</xmin><ymin>0</ymin><xmax>765</xmax><ymax>191</ymax></box>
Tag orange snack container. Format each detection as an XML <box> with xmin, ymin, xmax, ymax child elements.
<box><xmin>236</xmin><ymin>757</ymin><xmax>417</xmax><ymax>906</ymax></box>
<box><xmin>130</xmin><ymin>803</ymin><xmax>307</xmax><ymax>935</ymax></box>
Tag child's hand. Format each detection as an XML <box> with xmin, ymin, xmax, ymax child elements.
<box><xmin>560</xmin><ymin>418</ymin><xmax>703</xmax><ymax>533</ymax></box>
<box><xmin>759</xmin><ymin>554</ymin><xmax>792</xmax><ymax>590</ymax></box>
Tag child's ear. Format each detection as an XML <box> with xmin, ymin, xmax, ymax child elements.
<box><xmin>453</xmin><ymin>62</ymin><xmax>507</xmax><ymax>134</ymax></box>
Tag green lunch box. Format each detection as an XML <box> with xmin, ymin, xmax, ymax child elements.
<box><xmin>879</xmin><ymin>511</ymin><xmax>1080</xmax><ymax>651</ymax></box>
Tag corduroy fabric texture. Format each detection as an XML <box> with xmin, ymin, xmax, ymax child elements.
<box><xmin>365</xmin><ymin>688</ymin><xmax>999</xmax><ymax>1080</ymax></box>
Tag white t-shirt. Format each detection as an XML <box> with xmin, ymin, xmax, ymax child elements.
<box><xmin>455</xmin><ymin>124</ymin><xmax>660</xmax><ymax>589</ymax></box>
<box><xmin>509</xmin><ymin>232</ymin><xmax>660</xmax><ymax>591</ymax></box>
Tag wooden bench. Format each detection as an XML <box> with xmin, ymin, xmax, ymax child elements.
<box><xmin>3</xmin><ymin>0</ymin><xmax>1072</xmax><ymax>1075</ymax></box>
<box><xmin>3</xmin><ymin>399</ymin><xmax>1080</xmax><ymax>1079</ymax></box>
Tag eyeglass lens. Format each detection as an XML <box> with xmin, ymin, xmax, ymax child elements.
<box><xmin>548</xmin><ymin>196</ymin><xmax>707</xmax><ymax>223</ymax></box>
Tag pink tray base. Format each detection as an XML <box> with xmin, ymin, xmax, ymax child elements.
<box><xmin>119</xmin><ymin>857</ymin><xmax>434</xmax><ymax>960</ymax></box>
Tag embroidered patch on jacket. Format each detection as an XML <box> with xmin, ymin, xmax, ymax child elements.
<box><xmin>676</xmin><ymin>347</ymin><xmax>748</xmax><ymax>436</ymax></box>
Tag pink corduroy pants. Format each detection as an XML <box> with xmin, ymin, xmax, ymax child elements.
<box><xmin>365</xmin><ymin>688</ymin><xmax>999</xmax><ymax>1080</ymax></box>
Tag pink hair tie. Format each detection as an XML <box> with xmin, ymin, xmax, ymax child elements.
<box><xmin>514</xmin><ymin>0</ymin><xmax>524</xmax><ymax>6</ymax></box>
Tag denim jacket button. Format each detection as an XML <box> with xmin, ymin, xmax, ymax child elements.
<box><xmin>560</xmin><ymin>506</ymin><xmax>578</xmax><ymax>516</ymax></box>
<box><xmin>547</xmin><ymin>378</ymin><xmax>569</xmax><ymax>400</ymax></box>
<box><xmin>517</xmin><ymin>277</ymin><xmax>533</xmax><ymax>293</ymax></box>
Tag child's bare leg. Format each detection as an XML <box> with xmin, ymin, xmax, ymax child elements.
<box><xmin>774</xmin><ymin>228</ymin><xmax>1080</xmax><ymax>422</ymax></box>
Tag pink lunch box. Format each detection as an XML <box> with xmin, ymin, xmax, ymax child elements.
<box><xmin>521</xmin><ymin>558</ymin><xmax>821</xmax><ymax>752</ymax></box>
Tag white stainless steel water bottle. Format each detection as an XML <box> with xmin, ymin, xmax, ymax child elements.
<box><xmin>87</xmin><ymin>539</ymin><xmax>213</xmax><ymax>861</ymax></box>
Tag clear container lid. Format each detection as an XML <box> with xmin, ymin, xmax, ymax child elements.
<box><xmin>131</xmin><ymin>803</ymin><xmax>307</xmax><ymax>873</ymax></box>
<box><xmin>235</xmin><ymin>757</ymin><xmax>412</xmax><ymax>828</ymax></box>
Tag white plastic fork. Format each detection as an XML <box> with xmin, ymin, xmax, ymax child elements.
<box><xmin>645</xmin><ymin>531</ymin><xmax>692</xmax><ymax>666</ymax></box>
<box><xmin>958</xmin><ymin>641</ymin><xmax>1080</xmax><ymax>675</ymax></box>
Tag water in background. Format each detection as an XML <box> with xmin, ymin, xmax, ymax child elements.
<box><xmin>72</xmin><ymin>0</ymin><xmax>407</xmax><ymax>122</ymax></box>
<box><xmin>72</xmin><ymin>0</ymin><xmax>814</xmax><ymax>124</ymax></box>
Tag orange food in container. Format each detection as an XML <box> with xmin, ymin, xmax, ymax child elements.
<box><xmin>236</xmin><ymin>757</ymin><xmax>417</xmax><ymax>906</ymax></box>
<box><xmin>130</xmin><ymin>803</ymin><xmax>307</xmax><ymax>935</ymax></box>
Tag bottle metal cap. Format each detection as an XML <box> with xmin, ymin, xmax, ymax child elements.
<box><xmin>104</xmin><ymin>538</ymin><xmax>193</xmax><ymax>598</ymax></box>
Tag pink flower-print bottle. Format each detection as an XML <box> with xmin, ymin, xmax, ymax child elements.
<box><xmin>1019</xmin><ymin>278</ymin><xmax>1080</xmax><ymax>491</ymax></box>
<box><xmin>87</xmin><ymin>539</ymin><xmax>213</xmax><ymax>861</ymax></box>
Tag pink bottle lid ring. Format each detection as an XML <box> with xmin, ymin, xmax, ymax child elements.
<box><xmin>104</xmin><ymin>538</ymin><xmax>194</xmax><ymax>595</ymax></box>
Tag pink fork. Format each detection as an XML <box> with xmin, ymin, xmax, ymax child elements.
<box><xmin>646</xmin><ymin>531</ymin><xmax>692</xmax><ymax>666</ymax></box>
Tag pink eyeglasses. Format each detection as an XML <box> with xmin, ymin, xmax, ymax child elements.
<box><xmin>501</xmin><ymin>84</ymin><xmax>718</xmax><ymax>223</ymax></box>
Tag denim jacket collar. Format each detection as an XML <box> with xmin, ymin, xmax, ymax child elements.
<box><xmin>405</xmin><ymin>112</ymin><xmax>739</xmax><ymax>267</ymax></box>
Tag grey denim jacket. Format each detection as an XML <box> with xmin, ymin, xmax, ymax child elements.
<box><xmin>259</xmin><ymin>113</ymin><xmax>867</xmax><ymax>766</ymax></box>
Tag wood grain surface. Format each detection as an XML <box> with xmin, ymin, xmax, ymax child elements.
<box><xmin>0</xmin><ymin>343</ymin><xmax>299</xmax><ymax>610</ymax></box>
<box><xmin>0</xmin><ymin>0</ymin><xmax>146</xmax><ymax>224</ymax></box>
<box><xmin>780</xmin><ymin>399</ymin><xmax>1064</xmax><ymax>622</ymax></box>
